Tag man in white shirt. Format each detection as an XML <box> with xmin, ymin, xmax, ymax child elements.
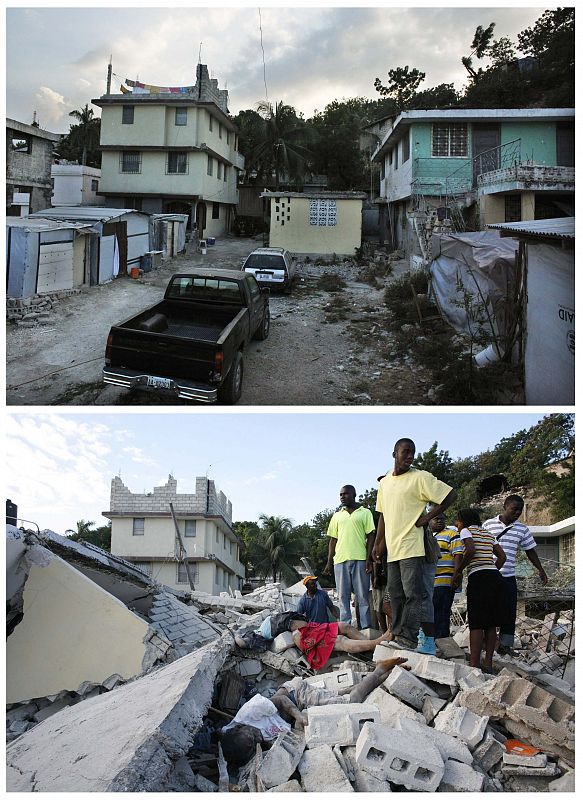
<box><xmin>483</xmin><ymin>495</ymin><xmax>548</xmax><ymax>655</ymax></box>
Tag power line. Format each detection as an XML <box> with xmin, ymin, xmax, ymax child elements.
<box><xmin>258</xmin><ymin>7</ymin><xmax>269</xmax><ymax>103</ymax></box>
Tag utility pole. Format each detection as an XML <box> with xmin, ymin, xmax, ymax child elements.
<box><xmin>106</xmin><ymin>56</ymin><xmax>112</xmax><ymax>95</ymax></box>
<box><xmin>169</xmin><ymin>502</ymin><xmax>196</xmax><ymax>591</ymax></box>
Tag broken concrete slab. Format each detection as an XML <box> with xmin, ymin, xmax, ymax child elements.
<box><xmin>6</xmin><ymin>633</ymin><xmax>233</xmax><ymax>792</ymax></box>
<box><xmin>503</xmin><ymin>751</ymin><xmax>548</xmax><ymax>768</ymax></box>
<box><xmin>471</xmin><ymin>728</ymin><xmax>505</xmax><ymax>772</ymax></box>
<box><xmin>266</xmin><ymin>779</ymin><xmax>303</xmax><ymax>792</ymax></box>
<box><xmin>548</xmin><ymin>770</ymin><xmax>575</xmax><ymax>792</ymax></box>
<box><xmin>433</xmin><ymin>705</ymin><xmax>489</xmax><ymax>749</ymax></box>
<box><xmin>412</xmin><ymin>655</ymin><xmax>458</xmax><ymax>688</ymax></box>
<box><xmin>366</xmin><ymin>686</ymin><xmax>427</xmax><ymax>726</ymax></box>
<box><xmin>383</xmin><ymin>664</ymin><xmax>439</xmax><ymax>710</ymax></box>
<box><xmin>440</xmin><ymin>758</ymin><xmax>485</xmax><ymax>792</ymax></box>
<box><xmin>149</xmin><ymin>592</ymin><xmax>219</xmax><ymax>652</ymax></box>
<box><xmin>342</xmin><ymin>746</ymin><xmax>392</xmax><ymax>792</ymax></box>
<box><xmin>257</xmin><ymin>730</ymin><xmax>305</xmax><ymax>789</ymax></box>
<box><xmin>502</xmin><ymin>763</ymin><xmax>559</xmax><ymax>777</ymax></box>
<box><xmin>421</xmin><ymin>694</ymin><xmax>448</xmax><ymax>723</ymax></box>
<box><xmin>305</xmin><ymin>704</ymin><xmax>379</xmax><ymax>747</ymax></box>
<box><xmin>193</xmin><ymin>773</ymin><xmax>218</xmax><ymax>792</ymax></box>
<box><xmin>238</xmin><ymin>659</ymin><xmax>263</xmax><ymax>677</ymax></box>
<box><xmin>298</xmin><ymin>744</ymin><xmax>354</xmax><ymax>792</ymax></box>
<box><xmin>394</xmin><ymin>717</ymin><xmax>474</xmax><ymax>765</ymax></box>
<box><xmin>355</xmin><ymin>721</ymin><xmax>444</xmax><ymax>791</ymax></box>
<box><xmin>6</xmin><ymin>545</ymin><xmax>158</xmax><ymax>704</ymax></box>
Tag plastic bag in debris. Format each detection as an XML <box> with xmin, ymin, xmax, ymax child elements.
<box><xmin>222</xmin><ymin>693</ymin><xmax>291</xmax><ymax>741</ymax></box>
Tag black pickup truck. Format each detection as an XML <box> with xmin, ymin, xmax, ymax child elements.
<box><xmin>103</xmin><ymin>269</ymin><xmax>270</xmax><ymax>403</ymax></box>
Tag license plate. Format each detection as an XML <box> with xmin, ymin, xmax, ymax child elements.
<box><xmin>147</xmin><ymin>375</ymin><xmax>172</xmax><ymax>390</ymax></box>
<box><xmin>257</xmin><ymin>271</ymin><xmax>275</xmax><ymax>279</ymax></box>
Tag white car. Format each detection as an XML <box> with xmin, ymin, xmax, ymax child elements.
<box><xmin>241</xmin><ymin>247</ymin><xmax>296</xmax><ymax>294</ymax></box>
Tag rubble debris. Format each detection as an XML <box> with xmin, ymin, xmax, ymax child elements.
<box><xmin>256</xmin><ymin>730</ymin><xmax>305</xmax><ymax>788</ymax></box>
<box><xmin>298</xmin><ymin>744</ymin><xmax>354</xmax><ymax>792</ymax></box>
<box><xmin>304</xmin><ymin>704</ymin><xmax>379</xmax><ymax>747</ymax></box>
<box><xmin>440</xmin><ymin>758</ymin><xmax>485</xmax><ymax>792</ymax></box>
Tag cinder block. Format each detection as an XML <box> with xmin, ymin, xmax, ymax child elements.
<box><xmin>412</xmin><ymin>656</ymin><xmax>458</xmax><ymax>687</ymax></box>
<box><xmin>433</xmin><ymin>705</ymin><xmax>488</xmax><ymax>749</ymax></box>
<box><xmin>355</xmin><ymin>721</ymin><xmax>444</xmax><ymax>791</ymax></box>
<box><xmin>305</xmin><ymin>668</ymin><xmax>364</xmax><ymax>693</ymax></box>
<box><xmin>367</xmin><ymin>686</ymin><xmax>427</xmax><ymax>726</ymax></box>
<box><xmin>440</xmin><ymin>758</ymin><xmax>485</xmax><ymax>792</ymax></box>
<box><xmin>238</xmin><ymin>659</ymin><xmax>262</xmax><ymax>677</ymax></box>
<box><xmin>422</xmin><ymin>695</ymin><xmax>448</xmax><ymax>723</ymax></box>
<box><xmin>373</xmin><ymin>643</ymin><xmax>423</xmax><ymax>669</ymax></box>
<box><xmin>298</xmin><ymin>745</ymin><xmax>354</xmax><ymax>792</ymax></box>
<box><xmin>456</xmin><ymin>667</ymin><xmax>494</xmax><ymax>691</ymax></box>
<box><xmin>305</xmin><ymin>704</ymin><xmax>379</xmax><ymax>747</ymax></box>
<box><xmin>502</xmin><ymin>764</ymin><xmax>558</xmax><ymax>778</ymax></box>
<box><xmin>394</xmin><ymin>717</ymin><xmax>473</xmax><ymax>765</ymax></box>
<box><xmin>342</xmin><ymin>747</ymin><xmax>392</xmax><ymax>792</ymax></box>
<box><xmin>503</xmin><ymin>752</ymin><xmax>548</xmax><ymax>768</ymax></box>
<box><xmin>258</xmin><ymin>731</ymin><xmax>305</xmax><ymax>789</ymax></box>
<box><xmin>383</xmin><ymin>665</ymin><xmax>439</xmax><ymax>710</ymax></box>
<box><xmin>472</xmin><ymin>729</ymin><xmax>504</xmax><ymax>772</ymax></box>
<box><xmin>272</xmin><ymin>632</ymin><xmax>295</xmax><ymax>653</ymax></box>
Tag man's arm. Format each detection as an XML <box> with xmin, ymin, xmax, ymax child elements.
<box><xmin>323</xmin><ymin>538</ymin><xmax>336</xmax><ymax>575</ymax></box>
<box><xmin>365</xmin><ymin>530</ymin><xmax>375</xmax><ymax>573</ymax></box>
<box><xmin>451</xmin><ymin>534</ymin><xmax>475</xmax><ymax>583</ymax></box>
<box><xmin>372</xmin><ymin>513</ymin><xmax>387</xmax><ymax>562</ymax></box>
<box><xmin>493</xmin><ymin>542</ymin><xmax>507</xmax><ymax>571</ymax></box>
<box><xmin>415</xmin><ymin>489</ymin><xmax>457</xmax><ymax>528</ymax></box>
<box><xmin>451</xmin><ymin>553</ymin><xmax>464</xmax><ymax>588</ymax></box>
<box><xmin>525</xmin><ymin>548</ymin><xmax>549</xmax><ymax>585</ymax></box>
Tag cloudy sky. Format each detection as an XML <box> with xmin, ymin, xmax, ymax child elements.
<box><xmin>6</xmin><ymin>4</ymin><xmax>547</xmax><ymax>133</ymax></box>
<box><xmin>7</xmin><ymin>410</ymin><xmax>549</xmax><ymax>536</ymax></box>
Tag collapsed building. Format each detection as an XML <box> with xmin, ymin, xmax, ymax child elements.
<box><xmin>6</xmin><ymin>525</ymin><xmax>575</xmax><ymax>792</ymax></box>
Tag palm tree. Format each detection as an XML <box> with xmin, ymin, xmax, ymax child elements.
<box><xmin>253</xmin><ymin>101</ymin><xmax>312</xmax><ymax>190</ymax></box>
<box><xmin>74</xmin><ymin>519</ymin><xmax>96</xmax><ymax>538</ymax></box>
<box><xmin>67</xmin><ymin>104</ymin><xmax>100</xmax><ymax>166</ymax></box>
<box><xmin>249</xmin><ymin>514</ymin><xmax>308</xmax><ymax>584</ymax></box>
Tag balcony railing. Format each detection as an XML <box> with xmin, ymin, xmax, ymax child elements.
<box><xmin>445</xmin><ymin>138</ymin><xmax>522</xmax><ymax>197</ymax></box>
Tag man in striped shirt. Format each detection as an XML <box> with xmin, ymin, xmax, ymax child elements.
<box><xmin>483</xmin><ymin>495</ymin><xmax>548</xmax><ymax>655</ymax></box>
<box><xmin>431</xmin><ymin>514</ymin><xmax>464</xmax><ymax>639</ymax></box>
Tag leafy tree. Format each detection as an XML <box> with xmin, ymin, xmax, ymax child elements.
<box><xmin>67</xmin><ymin>519</ymin><xmax>111</xmax><ymax>551</ymax></box>
<box><xmin>233</xmin><ymin>109</ymin><xmax>269</xmax><ymax>181</ymax></box>
<box><xmin>374</xmin><ymin>66</ymin><xmax>426</xmax><ymax>110</ymax></box>
<box><xmin>233</xmin><ymin>520</ymin><xmax>260</xmax><ymax>574</ymax></box>
<box><xmin>58</xmin><ymin>104</ymin><xmax>101</xmax><ymax>167</ymax></box>
<box><xmin>408</xmin><ymin>83</ymin><xmax>459</xmax><ymax>110</ymax></box>
<box><xmin>249</xmin><ymin>514</ymin><xmax>308</xmax><ymax>584</ymax></box>
<box><xmin>413</xmin><ymin>442</ymin><xmax>454</xmax><ymax>483</ymax></box>
<box><xmin>488</xmin><ymin>37</ymin><xmax>517</xmax><ymax>67</ymax></box>
<box><xmin>462</xmin><ymin>22</ymin><xmax>496</xmax><ymax>79</ymax></box>
<box><xmin>517</xmin><ymin>7</ymin><xmax>575</xmax><ymax>66</ymax></box>
<box><xmin>252</xmin><ymin>100</ymin><xmax>312</xmax><ymax>190</ymax></box>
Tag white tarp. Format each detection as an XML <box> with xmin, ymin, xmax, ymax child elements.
<box><xmin>429</xmin><ymin>231</ymin><xmax>518</xmax><ymax>347</ymax></box>
<box><xmin>524</xmin><ymin>242</ymin><xmax>574</xmax><ymax>404</ymax></box>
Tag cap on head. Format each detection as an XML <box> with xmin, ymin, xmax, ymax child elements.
<box><xmin>303</xmin><ymin>575</ymin><xmax>318</xmax><ymax>586</ymax></box>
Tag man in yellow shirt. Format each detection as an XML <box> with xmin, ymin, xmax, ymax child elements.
<box><xmin>373</xmin><ymin>438</ymin><xmax>456</xmax><ymax>651</ymax></box>
<box><xmin>324</xmin><ymin>485</ymin><xmax>375</xmax><ymax>629</ymax></box>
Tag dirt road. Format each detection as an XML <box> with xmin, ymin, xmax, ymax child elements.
<box><xmin>6</xmin><ymin>236</ymin><xmax>432</xmax><ymax>406</ymax></box>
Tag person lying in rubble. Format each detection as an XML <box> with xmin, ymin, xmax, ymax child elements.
<box><xmin>219</xmin><ymin>657</ymin><xmax>409</xmax><ymax>767</ymax></box>
<box><xmin>234</xmin><ymin>610</ymin><xmax>309</xmax><ymax>651</ymax></box>
<box><xmin>270</xmin><ymin>656</ymin><xmax>409</xmax><ymax>727</ymax></box>
<box><xmin>290</xmin><ymin>618</ymin><xmax>395</xmax><ymax>670</ymax></box>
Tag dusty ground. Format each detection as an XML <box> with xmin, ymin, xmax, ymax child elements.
<box><xmin>6</xmin><ymin>236</ymin><xmax>433</xmax><ymax>406</ymax></box>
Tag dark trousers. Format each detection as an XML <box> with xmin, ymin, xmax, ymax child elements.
<box><xmin>386</xmin><ymin>557</ymin><xmax>426</xmax><ymax>646</ymax></box>
<box><xmin>499</xmin><ymin>575</ymin><xmax>518</xmax><ymax>646</ymax></box>
<box><xmin>433</xmin><ymin>586</ymin><xmax>455</xmax><ymax>639</ymax></box>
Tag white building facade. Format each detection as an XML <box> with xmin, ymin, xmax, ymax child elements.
<box><xmin>106</xmin><ymin>475</ymin><xmax>245</xmax><ymax>594</ymax></box>
<box><xmin>51</xmin><ymin>164</ymin><xmax>105</xmax><ymax>206</ymax></box>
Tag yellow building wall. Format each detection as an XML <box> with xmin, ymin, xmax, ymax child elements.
<box><xmin>521</xmin><ymin>191</ymin><xmax>536</xmax><ymax>221</ymax></box>
<box><xmin>6</xmin><ymin>555</ymin><xmax>150</xmax><ymax>703</ymax></box>
<box><xmin>479</xmin><ymin>194</ymin><xmax>507</xmax><ymax>226</ymax></box>
<box><xmin>268</xmin><ymin>197</ymin><xmax>363</xmax><ymax>255</ymax></box>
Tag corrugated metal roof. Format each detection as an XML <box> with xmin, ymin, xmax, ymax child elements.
<box><xmin>487</xmin><ymin>217</ymin><xmax>575</xmax><ymax>239</ymax></box>
<box><xmin>6</xmin><ymin>216</ymin><xmax>94</xmax><ymax>232</ymax></box>
<box><xmin>261</xmin><ymin>191</ymin><xmax>366</xmax><ymax>199</ymax></box>
<box><xmin>29</xmin><ymin>206</ymin><xmax>150</xmax><ymax>222</ymax></box>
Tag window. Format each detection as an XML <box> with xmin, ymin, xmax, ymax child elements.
<box><xmin>217</xmin><ymin>162</ymin><xmax>222</xmax><ymax>180</ymax></box>
<box><xmin>223</xmin><ymin>166</ymin><xmax>228</xmax><ymax>183</ymax></box>
<box><xmin>122</xmin><ymin>106</ymin><xmax>134</xmax><ymax>124</ymax></box>
<box><xmin>207</xmin><ymin>155</ymin><xmax>214</xmax><ymax>176</ymax></box>
<box><xmin>394</xmin><ymin>146</ymin><xmax>398</xmax><ymax>170</ymax></box>
<box><xmin>91</xmin><ymin>179</ymin><xmax>99</xmax><ymax>192</ymax></box>
<box><xmin>226</xmin><ymin>131</ymin><xmax>230</xmax><ymax>145</ymax></box>
<box><xmin>177</xmin><ymin>562</ymin><xmax>199</xmax><ymax>584</ymax></box>
<box><xmin>432</xmin><ymin>123</ymin><xmax>468</xmax><ymax>157</ymax></box>
<box><xmin>11</xmin><ymin>135</ymin><xmax>31</xmax><ymax>153</ymax></box>
<box><xmin>505</xmin><ymin>195</ymin><xmax>522</xmax><ymax>222</ymax></box>
<box><xmin>209</xmin><ymin>113</ymin><xmax>213</xmax><ymax>132</ymax></box>
<box><xmin>216</xmin><ymin>528</ymin><xmax>219</xmax><ymax>543</ymax></box>
<box><xmin>309</xmin><ymin>199</ymin><xmax>337</xmax><ymax>226</ymax></box>
<box><xmin>380</xmin><ymin>160</ymin><xmax>386</xmax><ymax>180</ymax></box>
<box><xmin>167</xmin><ymin>151</ymin><xmax>188</xmax><ymax>174</ymax></box>
<box><xmin>133</xmin><ymin>518</ymin><xmax>145</xmax><ymax>535</ymax></box>
<box><xmin>175</xmin><ymin>107</ymin><xmax>187</xmax><ymax>126</ymax></box>
<box><xmin>219</xmin><ymin>123</ymin><xmax>222</xmax><ymax>139</ymax></box>
<box><xmin>402</xmin><ymin>132</ymin><xmax>410</xmax><ymax>163</ymax></box>
<box><xmin>229</xmin><ymin>541</ymin><xmax>233</xmax><ymax>556</ymax></box>
<box><xmin>121</xmin><ymin>152</ymin><xmax>141</xmax><ymax>173</ymax></box>
<box><xmin>185</xmin><ymin>519</ymin><xmax>197</xmax><ymax>537</ymax></box>
<box><xmin>212</xmin><ymin>202</ymin><xmax>220</xmax><ymax>219</ymax></box>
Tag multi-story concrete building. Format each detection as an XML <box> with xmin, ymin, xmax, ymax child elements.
<box><xmin>51</xmin><ymin>163</ymin><xmax>105</xmax><ymax>206</ymax></box>
<box><xmin>106</xmin><ymin>475</ymin><xmax>245</xmax><ymax>594</ymax></box>
<box><xmin>371</xmin><ymin>108</ymin><xmax>575</xmax><ymax>253</ymax></box>
<box><xmin>92</xmin><ymin>64</ymin><xmax>244</xmax><ymax>238</ymax></box>
<box><xmin>6</xmin><ymin>118</ymin><xmax>61</xmax><ymax>216</ymax></box>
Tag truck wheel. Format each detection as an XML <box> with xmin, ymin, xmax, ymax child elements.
<box><xmin>218</xmin><ymin>351</ymin><xmax>243</xmax><ymax>404</ymax></box>
<box><xmin>254</xmin><ymin>308</ymin><xmax>270</xmax><ymax>341</ymax></box>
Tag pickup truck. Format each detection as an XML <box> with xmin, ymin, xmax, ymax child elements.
<box><xmin>103</xmin><ymin>269</ymin><xmax>270</xmax><ymax>404</ymax></box>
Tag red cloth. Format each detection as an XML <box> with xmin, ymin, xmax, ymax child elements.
<box><xmin>297</xmin><ymin>622</ymin><xmax>338</xmax><ymax>670</ymax></box>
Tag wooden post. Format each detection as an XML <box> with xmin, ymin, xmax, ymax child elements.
<box><xmin>169</xmin><ymin>501</ymin><xmax>196</xmax><ymax>591</ymax></box>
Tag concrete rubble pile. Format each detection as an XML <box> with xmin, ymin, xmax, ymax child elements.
<box><xmin>6</xmin><ymin>529</ymin><xmax>575</xmax><ymax>792</ymax></box>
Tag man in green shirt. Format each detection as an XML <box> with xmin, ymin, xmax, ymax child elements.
<box><xmin>324</xmin><ymin>485</ymin><xmax>375</xmax><ymax>629</ymax></box>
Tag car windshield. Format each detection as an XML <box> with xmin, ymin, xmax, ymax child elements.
<box><xmin>245</xmin><ymin>254</ymin><xmax>285</xmax><ymax>270</ymax></box>
<box><xmin>167</xmin><ymin>276</ymin><xmax>243</xmax><ymax>303</ymax></box>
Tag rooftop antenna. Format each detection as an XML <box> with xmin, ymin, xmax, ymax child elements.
<box><xmin>106</xmin><ymin>54</ymin><xmax>112</xmax><ymax>94</ymax></box>
<box><xmin>31</xmin><ymin>110</ymin><xmax>39</xmax><ymax>127</ymax></box>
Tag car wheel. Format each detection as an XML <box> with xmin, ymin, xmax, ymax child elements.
<box><xmin>218</xmin><ymin>351</ymin><xmax>243</xmax><ymax>404</ymax></box>
<box><xmin>254</xmin><ymin>308</ymin><xmax>270</xmax><ymax>340</ymax></box>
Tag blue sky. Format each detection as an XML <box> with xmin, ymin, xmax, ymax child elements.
<box><xmin>6</xmin><ymin>410</ymin><xmax>551</xmax><ymax>535</ymax></box>
<box><xmin>6</xmin><ymin>4</ymin><xmax>546</xmax><ymax>132</ymax></box>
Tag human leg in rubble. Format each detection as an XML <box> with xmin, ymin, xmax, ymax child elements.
<box><xmin>290</xmin><ymin>620</ymin><xmax>393</xmax><ymax>669</ymax></box>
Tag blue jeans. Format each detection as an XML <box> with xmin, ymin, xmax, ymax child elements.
<box><xmin>386</xmin><ymin>557</ymin><xmax>426</xmax><ymax>646</ymax></box>
<box><xmin>433</xmin><ymin>586</ymin><xmax>455</xmax><ymax>638</ymax></box>
<box><xmin>499</xmin><ymin>576</ymin><xmax>518</xmax><ymax>647</ymax></box>
<box><xmin>334</xmin><ymin>560</ymin><xmax>371</xmax><ymax>628</ymax></box>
